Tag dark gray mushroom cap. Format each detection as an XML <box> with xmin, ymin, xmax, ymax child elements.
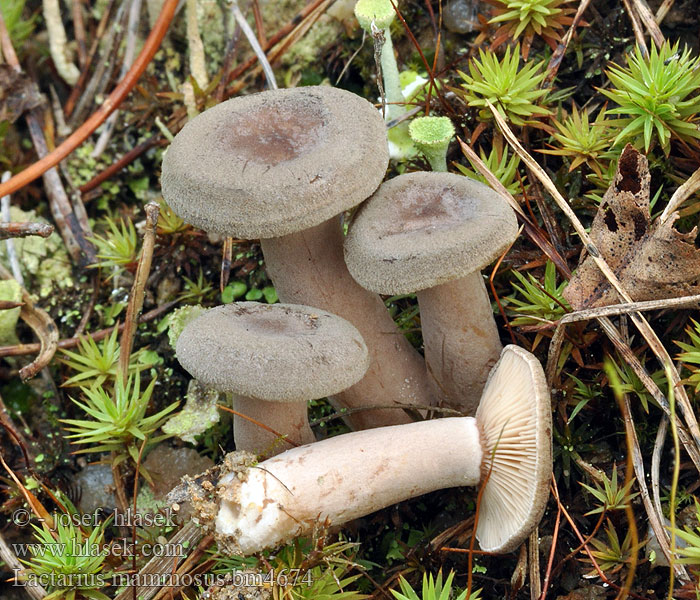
<box><xmin>161</xmin><ymin>86</ymin><xmax>389</xmax><ymax>239</ymax></box>
<box><xmin>344</xmin><ymin>172</ymin><xmax>518</xmax><ymax>294</ymax></box>
<box><xmin>175</xmin><ymin>302</ymin><xmax>370</xmax><ymax>402</ymax></box>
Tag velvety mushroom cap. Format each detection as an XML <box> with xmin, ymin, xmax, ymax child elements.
<box><xmin>161</xmin><ymin>86</ymin><xmax>389</xmax><ymax>238</ymax></box>
<box><xmin>176</xmin><ymin>303</ymin><xmax>370</xmax><ymax>402</ymax></box>
<box><xmin>475</xmin><ymin>345</ymin><xmax>552</xmax><ymax>553</ymax></box>
<box><xmin>344</xmin><ymin>172</ymin><xmax>518</xmax><ymax>294</ymax></box>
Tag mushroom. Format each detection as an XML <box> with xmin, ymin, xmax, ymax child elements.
<box><xmin>344</xmin><ymin>171</ymin><xmax>518</xmax><ymax>414</ymax></box>
<box><xmin>190</xmin><ymin>345</ymin><xmax>551</xmax><ymax>555</ymax></box>
<box><xmin>175</xmin><ymin>302</ymin><xmax>370</xmax><ymax>456</ymax></box>
<box><xmin>161</xmin><ymin>86</ymin><xmax>433</xmax><ymax>430</ymax></box>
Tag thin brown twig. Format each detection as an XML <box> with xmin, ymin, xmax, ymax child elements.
<box><xmin>0</xmin><ymin>264</ymin><xmax>59</xmax><ymax>380</ymax></box>
<box><xmin>0</xmin><ymin>530</ymin><xmax>48</xmax><ymax>600</ymax></box>
<box><xmin>0</xmin><ymin>221</ymin><xmax>54</xmax><ymax>240</ymax></box>
<box><xmin>216</xmin><ymin>404</ymin><xmax>300</xmax><ymax>447</ymax></box>
<box><xmin>71</xmin><ymin>0</ymin><xmax>87</xmax><ymax>67</ymax></box>
<box><xmin>629</xmin><ymin>0</ymin><xmax>665</xmax><ymax>47</ymax></box>
<box><xmin>654</xmin><ymin>0</ymin><xmax>675</xmax><ymax>23</ymax></box>
<box><xmin>119</xmin><ymin>201</ymin><xmax>159</xmax><ymax>375</ymax></box>
<box><xmin>544</xmin><ymin>0</ymin><xmax>592</xmax><ymax>88</ymax></box>
<box><xmin>550</xmin><ymin>477</ymin><xmax>650</xmax><ymax>600</ymax></box>
<box><xmin>621</xmin><ymin>0</ymin><xmax>649</xmax><ymax>56</ymax></box>
<box><xmin>457</xmin><ymin>137</ymin><xmax>572</xmax><ymax>278</ymax></box>
<box><xmin>79</xmin><ymin>137</ymin><xmax>164</xmax><ymax>195</ymax></box>
<box><xmin>64</xmin><ymin>0</ymin><xmax>116</xmax><ymax>118</ymax></box>
<box><xmin>0</xmin><ymin>0</ymin><xmax>179</xmax><ymax>199</ymax></box>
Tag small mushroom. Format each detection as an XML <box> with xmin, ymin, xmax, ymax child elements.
<box><xmin>196</xmin><ymin>345</ymin><xmax>551</xmax><ymax>555</ymax></box>
<box><xmin>162</xmin><ymin>86</ymin><xmax>433</xmax><ymax>430</ymax></box>
<box><xmin>344</xmin><ymin>171</ymin><xmax>519</xmax><ymax>414</ymax></box>
<box><xmin>175</xmin><ymin>302</ymin><xmax>370</xmax><ymax>456</ymax></box>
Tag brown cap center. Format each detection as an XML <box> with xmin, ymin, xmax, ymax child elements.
<box><xmin>385</xmin><ymin>187</ymin><xmax>475</xmax><ymax>236</ymax></box>
<box><xmin>219</xmin><ymin>105</ymin><xmax>326</xmax><ymax>166</ymax></box>
<box><xmin>240</xmin><ymin>308</ymin><xmax>320</xmax><ymax>336</ymax></box>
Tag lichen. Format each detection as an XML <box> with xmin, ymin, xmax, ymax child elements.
<box><xmin>282</xmin><ymin>16</ymin><xmax>341</xmax><ymax>72</ymax></box>
<box><xmin>167</xmin><ymin>304</ymin><xmax>206</xmax><ymax>349</ymax></box>
<box><xmin>0</xmin><ymin>206</ymin><xmax>73</xmax><ymax>297</ymax></box>
<box><xmin>162</xmin><ymin>379</ymin><xmax>221</xmax><ymax>443</ymax></box>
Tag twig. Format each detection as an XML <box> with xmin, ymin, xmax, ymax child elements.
<box><xmin>0</xmin><ymin>392</ymin><xmax>33</xmax><ymax>461</ymax></box>
<box><xmin>0</xmin><ymin>0</ymin><xmax>179</xmax><ymax>199</ymax></box>
<box><xmin>550</xmin><ymin>478</ymin><xmax>650</xmax><ymax>600</ymax></box>
<box><xmin>457</xmin><ymin>138</ymin><xmax>572</xmax><ymax>278</ymax></box>
<box><xmin>0</xmin><ymin>17</ymin><xmax>95</xmax><ymax>264</ymax></box>
<box><xmin>79</xmin><ymin>137</ymin><xmax>164</xmax><ymax>195</ymax></box>
<box><xmin>0</xmin><ymin>530</ymin><xmax>48</xmax><ymax>600</ymax></box>
<box><xmin>186</xmin><ymin>0</ymin><xmax>209</xmax><ymax>89</ymax></box>
<box><xmin>68</xmin><ymin>1</ymin><xmax>127</xmax><ymax>130</ymax></box>
<box><xmin>92</xmin><ymin>0</ymin><xmax>144</xmax><ymax>158</ymax></box>
<box><xmin>1</xmin><ymin>171</ymin><xmax>24</xmax><ymax>286</ymax></box>
<box><xmin>149</xmin><ymin>534</ymin><xmax>215</xmax><ymax>600</ymax></box>
<box><xmin>629</xmin><ymin>0</ymin><xmax>665</xmax><ymax>47</ymax></box>
<box><xmin>0</xmin><ymin>301</ymin><xmax>178</xmax><ymax>358</ymax></box>
<box><xmin>617</xmin><ymin>381</ymin><xmax>684</xmax><ymax>578</ymax></box>
<box><xmin>538</xmin><ymin>503</ymin><xmax>561</xmax><ymax>600</ymax></box>
<box><xmin>544</xmin><ymin>0</ymin><xmax>592</xmax><ymax>87</ymax></box>
<box><xmin>113</xmin><ymin>522</ymin><xmax>204</xmax><ymax>600</ymax></box>
<box><xmin>0</xmin><ymin>264</ymin><xmax>58</xmax><ymax>381</ymax></box>
<box><xmin>71</xmin><ymin>0</ymin><xmax>87</xmax><ymax>67</ymax></box>
<box><xmin>545</xmin><ymin>294</ymin><xmax>700</xmax><ymax>381</ymax></box>
<box><xmin>651</xmin><ymin>415</ymin><xmax>668</xmax><ymax>523</ymax></box>
<box><xmin>111</xmin><ymin>451</ymin><xmax>131</xmax><ymax>531</ymax></box>
<box><xmin>621</xmin><ymin>0</ymin><xmax>649</xmax><ymax>57</ymax></box>
<box><xmin>119</xmin><ymin>202</ymin><xmax>159</xmax><ymax>375</ymax></box>
<box><xmin>228</xmin><ymin>0</ymin><xmax>277</xmax><ymax>90</ymax></box>
<box><xmin>654</xmin><ymin>0</ymin><xmax>675</xmax><ymax>24</ymax></box>
<box><xmin>220</xmin><ymin>236</ymin><xmax>233</xmax><ymax>292</ymax></box>
<box><xmin>63</xmin><ymin>0</ymin><xmax>116</xmax><ymax>119</ymax></box>
<box><xmin>666</xmin><ymin>363</ymin><xmax>681</xmax><ymax>598</ymax></box>
<box><xmin>529</xmin><ymin>529</ymin><xmax>541</xmax><ymax>600</ymax></box>
<box><xmin>224</xmin><ymin>0</ymin><xmax>329</xmax><ymax>89</ymax></box>
<box><xmin>489</xmin><ymin>103</ymin><xmax>700</xmax><ymax>455</ymax></box>
<box><xmin>659</xmin><ymin>165</ymin><xmax>700</xmax><ymax>224</ymax></box>
<box><xmin>0</xmin><ymin>221</ymin><xmax>54</xmax><ymax>241</ymax></box>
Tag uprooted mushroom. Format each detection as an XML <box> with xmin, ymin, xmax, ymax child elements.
<box><xmin>178</xmin><ymin>345</ymin><xmax>552</xmax><ymax>555</ymax></box>
<box><xmin>161</xmin><ymin>86</ymin><xmax>433</xmax><ymax>430</ymax></box>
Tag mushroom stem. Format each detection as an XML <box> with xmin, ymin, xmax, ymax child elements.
<box><xmin>201</xmin><ymin>345</ymin><xmax>551</xmax><ymax>556</ymax></box>
<box><xmin>233</xmin><ymin>396</ymin><xmax>315</xmax><ymax>457</ymax></box>
<box><xmin>216</xmin><ymin>417</ymin><xmax>483</xmax><ymax>554</ymax></box>
<box><xmin>419</xmin><ymin>271</ymin><xmax>502</xmax><ymax>414</ymax></box>
<box><xmin>260</xmin><ymin>217</ymin><xmax>433</xmax><ymax>430</ymax></box>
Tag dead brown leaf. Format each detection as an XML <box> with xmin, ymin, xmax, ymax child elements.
<box><xmin>564</xmin><ymin>145</ymin><xmax>700</xmax><ymax>309</ymax></box>
<box><xmin>0</xmin><ymin>64</ymin><xmax>44</xmax><ymax>123</ymax></box>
